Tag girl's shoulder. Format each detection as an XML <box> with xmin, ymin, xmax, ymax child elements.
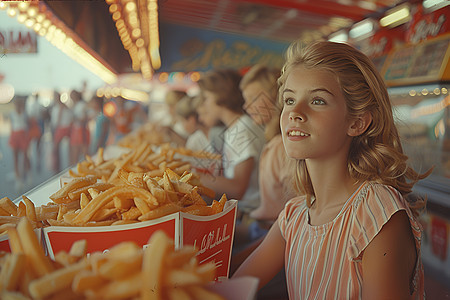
<box><xmin>353</xmin><ymin>181</ymin><xmax>405</xmax><ymax>211</ymax></box>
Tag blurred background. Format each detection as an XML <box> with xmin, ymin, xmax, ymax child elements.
<box><xmin>0</xmin><ymin>0</ymin><xmax>449</xmax><ymax>297</ymax></box>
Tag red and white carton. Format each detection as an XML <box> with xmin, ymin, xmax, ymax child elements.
<box><xmin>43</xmin><ymin>200</ymin><xmax>238</xmax><ymax>280</ymax></box>
<box><xmin>180</xmin><ymin>200</ymin><xmax>237</xmax><ymax>279</ymax></box>
<box><xmin>43</xmin><ymin>213</ymin><xmax>179</xmax><ymax>258</ymax></box>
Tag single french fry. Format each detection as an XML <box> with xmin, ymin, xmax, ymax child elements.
<box><xmin>91</xmin><ymin>207</ymin><xmax>117</xmax><ymax>222</ymax></box>
<box><xmin>142</xmin><ymin>231</ymin><xmax>173</xmax><ymax>300</ymax></box>
<box><xmin>134</xmin><ymin>197</ymin><xmax>152</xmax><ymax>215</ymax></box>
<box><xmin>138</xmin><ymin>203</ymin><xmax>181</xmax><ymax>221</ymax></box>
<box><xmin>108</xmin><ymin>150</ymin><xmax>136</xmax><ymax>183</ymax></box>
<box><xmin>95</xmin><ymin>147</ymin><xmax>105</xmax><ymax>166</ymax></box>
<box><xmin>0</xmin><ymin>197</ymin><xmax>18</xmax><ymax>216</ymax></box>
<box><xmin>17</xmin><ymin>218</ymin><xmax>54</xmax><ymax>277</ymax></box>
<box><xmin>113</xmin><ymin>196</ymin><xmax>134</xmax><ymax>210</ymax></box>
<box><xmin>16</xmin><ymin>202</ymin><xmax>26</xmax><ymax>217</ymax></box>
<box><xmin>195</xmin><ymin>262</ymin><xmax>217</xmax><ymax>282</ymax></box>
<box><xmin>121</xmin><ymin>206</ymin><xmax>142</xmax><ymax>221</ymax></box>
<box><xmin>0</xmin><ymin>253</ymin><xmax>25</xmax><ymax>291</ymax></box>
<box><xmin>6</xmin><ymin>227</ymin><xmax>23</xmax><ymax>253</ymax></box>
<box><xmin>72</xmin><ymin>269</ymin><xmax>108</xmax><ymax>293</ymax></box>
<box><xmin>69</xmin><ymin>239</ymin><xmax>87</xmax><ymax>258</ymax></box>
<box><xmin>22</xmin><ymin>196</ymin><xmax>37</xmax><ymax>223</ymax></box>
<box><xmin>28</xmin><ymin>260</ymin><xmax>88</xmax><ymax>299</ymax></box>
<box><xmin>80</xmin><ymin>193</ymin><xmax>89</xmax><ymax>209</ymax></box>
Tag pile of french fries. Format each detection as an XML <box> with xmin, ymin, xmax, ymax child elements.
<box><xmin>0</xmin><ymin>218</ymin><xmax>225</xmax><ymax>299</ymax></box>
<box><xmin>71</xmin><ymin>143</ymin><xmax>192</xmax><ymax>183</ymax></box>
<box><xmin>0</xmin><ymin>167</ymin><xmax>226</xmax><ymax>228</ymax></box>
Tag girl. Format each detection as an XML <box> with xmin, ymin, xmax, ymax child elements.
<box><xmin>233</xmin><ymin>41</ymin><xmax>430</xmax><ymax>299</ymax></box>
<box><xmin>197</xmin><ymin>69</ymin><xmax>265</xmax><ymax>212</ymax></box>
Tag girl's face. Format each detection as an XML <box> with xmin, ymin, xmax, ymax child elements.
<box><xmin>199</xmin><ymin>91</ymin><xmax>222</xmax><ymax>127</ymax></box>
<box><xmin>280</xmin><ymin>65</ymin><xmax>354</xmax><ymax>161</ymax></box>
<box><xmin>242</xmin><ymin>81</ymin><xmax>277</xmax><ymax>126</ymax></box>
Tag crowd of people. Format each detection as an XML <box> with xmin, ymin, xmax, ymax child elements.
<box><xmin>4</xmin><ymin>40</ymin><xmax>432</xmax><ymax>299</ymax></box>
<box><xmin>5</xmin><ymin>90</ymin><xmax>147</xmax><ymax>192</ymax></box>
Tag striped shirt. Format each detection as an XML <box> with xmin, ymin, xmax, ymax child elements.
<box><xmin>278</xmin><ymin>182</ymin><xmax>424</xmax><ymax>299</ymax></box>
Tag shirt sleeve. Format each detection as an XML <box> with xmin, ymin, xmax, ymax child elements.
<box><xmin>348</xmin><ymin>183</ymin><xmax>421</xmax><ymax>260</ymax></box>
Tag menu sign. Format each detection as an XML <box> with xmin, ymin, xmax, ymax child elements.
<box><xmin>406</xmin><ymin>5</ymin><xmax>449</xmax><ymax>44</ymax></box>
<box><xmin>383</xmin><ymin>34</ymin><xmax>450</xmax><ymax>85</ymax></box>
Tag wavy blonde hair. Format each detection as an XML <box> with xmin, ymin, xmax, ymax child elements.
<box><xmin>278</xmin><ymin>41</ymin><xmax>431</xmax><ymax>214</ymax></box>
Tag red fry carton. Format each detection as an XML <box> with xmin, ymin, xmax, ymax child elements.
<box><xmin>180</xmin><ymin>200</ymin><xmax>237</xmax><ymax>279</ymax></box>
<box><xmin>43</xmin><ymin>213</ymin><xmax>179</xmax><ymax>258</ymax></box>
<box><xmin>42</xmin><ymin>200</ymin><xmax>237</xmax><ymax>279</ymax></box>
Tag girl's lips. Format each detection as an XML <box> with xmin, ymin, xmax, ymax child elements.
<box><xmin>287</xmin><ymin>128</ymin><xmax>310</xmax><ymax>137</ymax></box>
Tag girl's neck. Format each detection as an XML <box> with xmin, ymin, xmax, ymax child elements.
<box><xmin>306</xmin><ymin>155</ymin><xmax>359</xmax><ymax>212</ymax></box>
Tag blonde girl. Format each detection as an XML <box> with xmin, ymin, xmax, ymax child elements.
<box><xmin>234</xmin><ymin>41</ymin><xmax>430</xmax><ymax>299</ymax></box>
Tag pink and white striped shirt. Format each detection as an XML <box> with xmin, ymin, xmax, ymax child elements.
<box><xmin>278</xmin><ymin>182</ymin><xmax>424</xmax><ymax>299</ymax></box>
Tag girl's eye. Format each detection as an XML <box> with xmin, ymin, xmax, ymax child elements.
<box><xmin>311</xmin><ymin>98</ymin><xmax>326</xmax><ymax>105</ymax></box>
<box><xmin>284</xmin><ymin>98</ymin><xmax>295</xmax><ymax>105</ymax></box>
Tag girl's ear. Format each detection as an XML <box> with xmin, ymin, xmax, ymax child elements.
<box><xmin>348</xmin><ymin>111</ymin><xmax>372</xmax><ymax>137</ymax></box>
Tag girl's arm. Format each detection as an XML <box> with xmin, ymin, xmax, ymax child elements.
<box><xmin>200</xmin><ymin>157</ymin><xmax>254</xmax><ymax>200</ymax></box>
<box><xmin>233</xmin><ymin>221</ymin><xmax>285</xmax><ymax>289</ymax></box>
<box><xmin>362</xmin><ymin>210</ymin><xmax>417</xmax><ymax>300</ymax></box>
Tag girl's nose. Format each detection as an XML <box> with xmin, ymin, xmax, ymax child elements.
<box><xmin>289</xmin><ymin>112</ymin><xmax>305</xmax><ymax>122</ymax></box>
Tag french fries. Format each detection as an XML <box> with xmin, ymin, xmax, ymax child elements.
<box><xmin>0</xmin><ymin>219</ymin><xmax>224</xmax><ymax>300</ymax></box>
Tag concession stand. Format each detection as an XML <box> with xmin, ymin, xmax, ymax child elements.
<box><xmin>1</xmin><ymin>0</ymin><xmax>450</xmax><ymax>298</ymax></box>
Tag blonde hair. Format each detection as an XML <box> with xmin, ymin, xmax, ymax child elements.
<box><xmin>240</xmin><ymin>64</ymin><xmax>281</xmax><ymax>141</ymax></box>
<box><xmin>278</xmin><ymin>41</ymin><xmax>431</xmax><ymax>214</ymax></box>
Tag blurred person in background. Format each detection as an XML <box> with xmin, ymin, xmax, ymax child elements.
<box><xmin>161</xmin><ymin>89</ymin><xmax>189</xmax><ymax>142</ymax></box>
<box><xmin>89</xmin><ymin>95</ymin><xmax>110</xmax><ymax>153</ymax></box>
<box><xmin>111</xmin><ymin>96</ymin><xmax>133</xmax><ymax>143</ymax></box>
<box><xmin>26</xmin><ymin>92</ymin><xmax>45</xmax><ymax>172</ymax></box>
<box><xmin>197</xmin><ymin>69</ymin><xmax>265</xmax><ymax>213</ymax></box>
<box><xmin>8</xmin><ymin>95</ymin><xmax>30</xmax><ymax>190</ymax></box>
<box><xmin>51</xmin><ymin>91</ymin><xmax>73</xmax><ymax>173</ymax></box>
<box><xmin>174</xmin><ymin>95</ymin><xmax>225</xmax><ymax>154</ymax></box>
<box><xmin>70</xmin><ymin>90</ymin><xmax>90</xmax><ymax>165</ymax></box>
